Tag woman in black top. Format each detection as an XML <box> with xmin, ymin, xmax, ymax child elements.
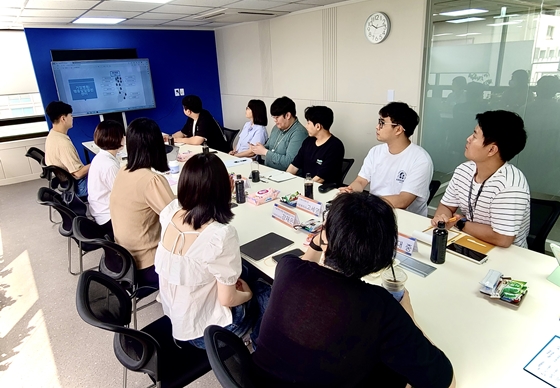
<box><xmin>252</xmin><ymin>192</ymin><xmax>456</xmax><ymax>388</ymax></box>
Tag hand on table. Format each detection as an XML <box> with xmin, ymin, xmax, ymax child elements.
<box><xmin>229</xmin><ymin>150</ymin><xmax>237</xmax><ymax>156</ymax></box>
<box><xmin>236</xmin><ymin>279</ymin><xmax>253</xmax><ymax>298</ymax></box>
<box><xmin>163</xmin><ymin>134</ymin><xmax>170</xmax><ymax>143</ymax></box>
<box><xmin>431</xmin><ymin>213</ymin><xmax>461</xmax><ymax>229</ymax></box>
<box><xmin>338</xmin><ymin>186</ymin><xmax>353</xmax><ymax>194</ymax></box>
<box><xmin>250</xmin><ymin>142</ymin><xmax>267</xmax><ymax>156</ymax></box>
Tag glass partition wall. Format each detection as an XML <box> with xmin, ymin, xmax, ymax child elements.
<box><xmin>422</xmin><ymin>0</ymin><xmax>560</xmax><ymax>205</ymax></box>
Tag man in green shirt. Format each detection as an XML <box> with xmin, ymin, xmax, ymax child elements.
<box><xmin>251</xmin><ymin>96</ymin><xmax>307</xmax><ymax>171</ymax></box>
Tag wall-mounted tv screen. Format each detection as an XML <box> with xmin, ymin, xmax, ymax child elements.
<box><xmin>51</xmin><ymin>58</ymin><xmax>156</xmax><ymax>117</ymax></box>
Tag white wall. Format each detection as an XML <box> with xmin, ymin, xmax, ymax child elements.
<box><xmin>0</xmin><ymin>31</ymin><xmax>39</xmax><ymax>95</ymax></box>
<box><xmin>215</xmin><ymin>0</ymin><xmax>427</xmax><ymax>181</ymax></box>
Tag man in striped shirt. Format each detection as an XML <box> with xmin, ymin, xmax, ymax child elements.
<box><xmin>432</xmin><ymin>110</ymin><xmax>530</xmax><ymax>248</ymax></box>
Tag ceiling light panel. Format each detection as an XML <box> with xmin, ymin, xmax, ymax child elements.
<box><xmin>439</xmin><ymin>9</ymin><xmax>488</xmax><ymax>17</ymax></box>
<box><xmin>446</xmin><ymin>17</ymin><xmax>485</xmax><ymax>24</ymax></box>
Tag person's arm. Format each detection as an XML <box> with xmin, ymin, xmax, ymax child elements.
<box><xmin>383</xmin><ymin>192</ymin><xmax>418</xmax><ymax>210</ymax></box>
<box><xmin>217</xmin><ymin>279</ymin><xmax>252</xmax><ymax>307</ymax></box>
<box><xmin>264</xmin><ymin>128</ymin><xmax>307</xmax><ymax>170</ymax></box>
<box><xmin>389</xmin><ymin>153</ymin><xmax>432</xmax><ymax>210</ymax></box>
<box><xmin>460</xmin><ymin>222</ymin><xmax>515</xmax><ymax>247</ymax></box>
<box><xmin>144</xmin><ymin>175</ymin><xmax>176</xmax><ymax>214</ymax></box>
<box><xmin>431</xmin><ymin>202</ymin><xmax>459</xmax><ymax>227</ymax></box>
<box><xmin>181</xmin><ymin>135</ymin><xmax>205</xmax><ymax>145</ymax></box>
<box><xmin>234</xmin><ymin>148</ymin><xmax>256</xmax><ymax>158</ymax></box>
<box><xmin>286</xmin><ymin>164</ymin><xmax>299</xmax><ymax>176</ymax></box>
<box><xmin>339</xmin><ymin>176</ymin><xmax>369</xmax><ymax>193</ymax></box>
<box><xmin>172</xmin><ymin>130</ymin><xmax>186</xmax><ymax>139</ymax></box>
<box><xmin>72</xmin><ymin>164</ymin><xmax>90</xmax><ymax>179</ymax></box>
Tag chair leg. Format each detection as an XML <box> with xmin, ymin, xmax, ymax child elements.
<box><xmin>68</xmin><ymin>239</ymin><xmax>81</xmax><ymax>276</ymax></box>
<box><xmin>122</xmin><ymin>366</ymin><xmax>127</xmax><ymax>388</ymax></box>
<box><xmin>79</xmin><ymin>242</ymin><xmax>84</xmax><ymax>274</ymax></box>
<box><xmin>132</xmin><ymin>297</ymin><xmax>138</xmax><ymax>330</ymax></box>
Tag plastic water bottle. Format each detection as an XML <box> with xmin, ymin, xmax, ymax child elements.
<box><xmin>430</xmin><ymin>221</ymin><xmax>448</xmax><ymax>264</ymax></box>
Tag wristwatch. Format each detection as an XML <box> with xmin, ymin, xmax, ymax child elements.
<box><xmin>456</xmin><ymin>217</ymin><xmax>468</xmax><ymax>231</ymax></box>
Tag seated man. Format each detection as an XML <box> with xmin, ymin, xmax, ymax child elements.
<box><xmin>250</xmin><ymin>96</ymin><xmax>307</xmax><ymax>171</ymax></box>
<box><xmin>44</xmin><ymin>101</ymin><xmax>90</xmax><ymax>197</ymax></box>
<box><xmin>340</xmin><ymin>102</ymin><xmax>433</xmax><ymax>216</ymax></box>
<box><xmin>171</xmin><ymin>95</ymin><xmax>229</xmax><ymax>153</ymax></box>
<box><xmin>287</xmin><ymin>106</ymin><xmax>345</xmax><ymax>184</ymax></box>
<box><xmin>432</xmin><ymin>110</ymin><xmax>530</xmax><ymax>248</ymax></box>
<box><xmin>252</xmin><ymin>192</ymin><xmax>455</xmax><ymax>388</ymax></box>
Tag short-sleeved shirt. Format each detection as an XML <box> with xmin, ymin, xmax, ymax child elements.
<box><xmin>87</xmin><ymin>149</ymin><xmax>120</xmax><ymax>225</ymax></box>
<box><xmin>110</xmin><ymin>167</ymin><xmax>175</xmax><ymax>269</ymax></box>
<box><xmin>45</xmin><ymin>130</ymin><xmax>84</xmax><ymax>174</ymax></box>
<box><xmin>252</xmin><ymin>255</ymin><xmax>454</xmax><ymax>387</ymax></box>
<box><xmin>358</xmin><ymin>143</ymin><xmax>433</xmax><ymax>216</ymax></box>
<box><xmin>235</xmin><ymin>121</ymin><xmax>268</xmax><ymax>153</ymax></box>
<box><xmin>291</xmin><ymin>135</ymin><xmax>345</xmax><ymax>184</ymax></box>
<box><xmin>155</xmin><ymin>199</ymin><xmax>241</xmax><ymax>341</ymax></box>
<box><xmin>441</xmin><ymin>161</ymin><xmax>531</xmax><ymax>248</ymax></box>
<box><xmin>180</xmin><ymin>109</ymin><xmax>229</xmax><ymax>153</ymax></box>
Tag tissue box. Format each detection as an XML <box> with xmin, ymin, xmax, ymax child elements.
<box><xmin>247</xmin><ymin>188</ymin><xmax>280</xmax><ymax>206</ymax></box>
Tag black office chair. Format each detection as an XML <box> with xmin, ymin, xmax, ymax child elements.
<box><xmin>37</xmin><ymin>188</ymin><xmax>97</xmax><ymax>275</ymax></box>
<box><xmin>73</xmin><ymin>216</ymin><xmax>158</xmax><ymax>328</ymax></box>
<box><xmin>43</xmin><ymin>164</ymin><xmax>89</xmax><ymax>205</ymax></box>
<box><xmin>427</xmin><ymin>180</ymin><xmax>441</xmax><ymax>205</ymax></box>
<box><xmin>223</xmin><ymin>128</ymin><xmax>240</xmax><ymax>152</ymax></box>
<box><xmin>340</xmin><ymin>158</ymin><xmax>354</xmax><ymax>186</ymax></box>
<box><xmin>528</xmin><ymin>198</ymin><xmax>560</xmax><ymax>254</ymax></box>
<box><xmin>76</xmin><ymin>270</ymin><xmax>211</xmax><ymax>388</ymax></box>
<box><xmin>204</xmin><ymin>325</ymin><xmax>256</xmax><ymax>388</ymax></box>
<box><xmin>25</xmin><ymin>147</ymin><xmax>47</xmax><ymax>178</ymax></box>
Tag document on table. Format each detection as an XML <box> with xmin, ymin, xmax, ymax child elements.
<box><xmin>524</xmin><ymin>335</ymin><xmax>560</xmax><ymax>387</ymax></box>
<box><xmin>266</xmin><ymin>171</ymin><xmax>296</xmax><ymax>183</ymax></box>
<box><xmin>224</xmin><ymin>158</ymin><xmax>252</xmax><ymax>167</ymax></box>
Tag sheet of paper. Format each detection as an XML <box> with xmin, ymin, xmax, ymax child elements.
<box><xmin>224</xmin><ymin>158</ymin><xmax>252</xmax><ymax>167</ymax></box>
<box><xmin>524</xmin><ymin>336</ymin><xmax>560</xmax><ymax>387</ymax></box>
<box><xmin>267</xmin><ymin>171</ymin><xmax>297</xmax><ymax>183</ymax></box>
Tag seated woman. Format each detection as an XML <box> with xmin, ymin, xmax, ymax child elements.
<box><xmin>87</xmin><ymin>120</ymin><xmax>125</xmax><ymax>240</ymax></box>
<box><xmin>110</xmin><ymin>118</ymin><xmax>175</xmax><ymax>289</ymax></box>
<box><xmin>229</xmin><ymin>99</ymin><xmax>268</xmax><ymax>158</ymax></box>
<box><xmin>252</xmin><ymin>192</ymin><xmax>456</xmax><ymax>388</ymax></box>
<box><xmin>155</xmin><ymin>153</ymin><xmax>269</xmax><ymax>348</ymax></box>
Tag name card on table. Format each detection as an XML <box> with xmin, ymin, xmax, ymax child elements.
<box><xmin>272</xmin><ymin>204</ymin><xmax>300</xmax><ymax>227</ymax></box>
<box><xmin>397</xmin><ymin>233</ymin><xmax>418</xmax><ymax>255</ymax></box>
<box><xmin>296</xmin><ymin>196</ymin><xmax>323</xmax><ymax>216</ymax></box>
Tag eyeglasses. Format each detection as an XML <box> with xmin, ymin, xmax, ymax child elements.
<box><xmin>378</xmin><ymin>118</ymin><xmax>399</xmax><ymax>127</ymax></box>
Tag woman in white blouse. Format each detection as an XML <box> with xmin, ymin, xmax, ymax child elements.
<box><xmin>87</xmin><ymin>120</ymin><xmax>125</xmax><ymax>239</ymax></box>
<box><xmin>229</xmin><ymin>99</ymin><xmax>268</xmax><ymax>158</ymax></box>
<box><xmin>155</xmin><ymin>153</ymin><xmax>269</xmax><ymax>348</ymax></box>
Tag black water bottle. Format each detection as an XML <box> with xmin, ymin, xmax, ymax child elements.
<box><xmin>430</xmin><ymin>221</ymin><xmax>448</xmax><ymax>264</ymax></box>
<box><xmin>235</xmin><ymin>174</ymin><xmax>245</xmax><ymax>204</ymax></box>
<box><xmin>202</xmin><ymin>140</ymin><xmax>209</xmax><ymax>155</ymax></box>
<box><xmin>304</xmin><ymin>173</ymin><xmax>314</xmax><ymax>199</ymax></box>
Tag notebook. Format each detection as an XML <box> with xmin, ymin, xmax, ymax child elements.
<box><xmin>240</xmin><ymin>232</ymin><xmax>294</xmax><ymax>261</ymax></box>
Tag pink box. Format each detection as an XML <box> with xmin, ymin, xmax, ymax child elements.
<box><xmin>247</xmin><ymin>188</ymin><xmax>280</xmax><ymax>206</ymax></box>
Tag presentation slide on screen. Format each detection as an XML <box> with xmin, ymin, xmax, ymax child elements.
<box><xmin>52</xmin><ymin>59</ymin><xmax>156</xmax><ymax>116</ymax></box>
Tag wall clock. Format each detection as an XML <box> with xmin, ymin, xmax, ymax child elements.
<box><xmin>365</xmin><ymin>12</ymin><xmax>391</xmax><ymax>44</ymax></box>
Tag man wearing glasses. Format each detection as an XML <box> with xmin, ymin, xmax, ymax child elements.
<box><xmin>251</xmin><ymin>96</ymin><xmax>307</xmax><ymax>171</ymax></box>
<box><xmin>340</xmin><ymin>102</ymin><xmax>433</xmax><ymax>216</ymax></box>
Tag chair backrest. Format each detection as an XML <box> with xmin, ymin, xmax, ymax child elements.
<box><xmin>37</xmin><ymin>187</ymin><xmax>77</xmax><ymax>236</ymax></box>
<box><xmin>428</xmin><ymin>180</ymin><xmax>441</xmax><ymax>205</ymax></box>
<box><xmin>25</xmin><ymin>147</ymin><xmax>48</xmax><ymax>179</ymax></box>
<box><xmin>222</xmin><ymin>128</ymin><xmax>240</xmax><ymax>152</ymax></box>
<box><xmin>204</xmin><ymin>325</ymin><xmax>256</xmax><ymax>388</ymax></box>
<box><xmin>76</xmin><ymin>270</ymin><xmax>162</xmax><ymax>380</ymax></box>
<box><xmin>528</xmin><ymin>198</ymin><xmax>560</xmax><ymax>253</ymax></box>
<box><xmin>340</xmin><ymin>158</ymin><xmax>354</xmax><ymax>185</ymax></box>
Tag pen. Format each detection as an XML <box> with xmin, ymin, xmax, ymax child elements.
<box><xmin>467</xmin><ymin>238</ymin><xmax>486</xmax><ymax>247</ymax></box>
<box><xmin>448</xmin><ymin>216</ymin><xmax>458</xmax><ymax>223</ymax></box>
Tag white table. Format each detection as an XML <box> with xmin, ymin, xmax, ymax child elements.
<box><xmin>85</xmin><ymin>142</ymin><xmax>560</xmax><ymax>388</ymax></box>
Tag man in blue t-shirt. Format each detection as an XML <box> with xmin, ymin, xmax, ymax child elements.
<box><xmin>287</xmin><ymin>106</ymin><xmax>345</xmax><ymax>184</ymax></box>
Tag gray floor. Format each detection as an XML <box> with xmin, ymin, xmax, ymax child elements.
<box><xmin>0</xmin><ymin>179</ymin><xmax>220</xmax><ymax>387</ymax></box>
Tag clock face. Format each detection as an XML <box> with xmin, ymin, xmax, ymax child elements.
<box><xmin>365</xmin><ymin>12</ymin><xmax>391</xmax><ymax>44</ymax></box>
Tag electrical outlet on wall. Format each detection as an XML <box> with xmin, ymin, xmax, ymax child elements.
<box><xmin>174</xmin><ymin>88</ymin><xmax>180</xmax><ymax>96</ymax></box>
<box><xmin>179</xmin><ymin>88</ymin><xmax>184</xmax><ymax>96</ymax></box>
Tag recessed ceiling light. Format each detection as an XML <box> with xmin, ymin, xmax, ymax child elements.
<box><xmin>439</xmin><ymin>9</ymin><xmax>488</xmax><ymax>17</ymax></box>
<box><xmin>446</xmin><ymin>17</ymin><xmax>485</xmax><ymax>24</ymax></box>
<box><xmin>494</xmin><ymin>14</ymin><xmax>520</xmax><ymax>18</ymax></box>
<box><xmin>487</xmin><ymin>20</ymin><xmax>523</xmax><ymax>27</ymax></box>
<box><xmin>112</xmin><ymin>0</ymin><xmax>172</xmax><ymax>3</ymax></box>
<box><xmin>456</xmin><ymin>32</ymin><xmax>481</xmax><ymax>37</ymax></box>
<box><xmin>73</xmin><ymin>17</ymin><xmax>126</xmax><ymax>25</ymax></box>
<box><xmin>434</xmin><ymin>33</ymin><xmax>453</xmax><ymax>37</ymax></box>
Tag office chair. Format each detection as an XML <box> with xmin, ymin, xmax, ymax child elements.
<box><xmin>73</xmin><ymin>216</ymin><xmax>158</xmax><ymax>329</ymax></box>
<box><xmin>204</xmin><ymin>325</ymin><xmax>257</xmax><ymax>388</ymax></box>
<box><xmin>222</xmin><ymin>128</ymin><xmax>240</xmax><ymax>152</ymax></box>
<box><xmin>76</xmin><ymin>270</ymin><xmax>211</xmax><ymax>388</ymax></box>
<box><xmin>26</xmin><ymin>147</ymin><xmax>59</xmax><ymax>222</ymax></box>
<box><xmin>340</xmin><ymin>158</ymin><xmax>355</xmax><ymax>186</ymax></box>
<box><xmin>528</xmin><ymin>198</ymin><xmax>560</xmax><ymax>254</ymax></box>
<box><xmin>427</xmin><ymin>180</ymin><xmax>441</xmax><ymax>205</ymax></box>
<box><xmin>37</xmin><ymin>188</ymin><xmax>97</xmax><ymax>275</ymax></box>
<box><xmin>43</xmin><ymin>164</ymin><xmax>89</xmax><ymax>205</ymax></box>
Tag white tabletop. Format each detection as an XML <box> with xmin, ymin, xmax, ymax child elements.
<box><xmin>86</xmin><ymin>141</ymin><xmax>560</xmax><ymax>388</ymax></box>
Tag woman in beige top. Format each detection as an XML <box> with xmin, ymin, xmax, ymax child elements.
<box><xmin>110</xmin><ymin>118</ymin><xmax>175</xmax><ymax>289</ymax></box>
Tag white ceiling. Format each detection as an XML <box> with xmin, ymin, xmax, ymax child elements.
<box><xmin>0</xmin><ymin>0</ymin><xmax>344</xmax><ymax>30</ymax></box>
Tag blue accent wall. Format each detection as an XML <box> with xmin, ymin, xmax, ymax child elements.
<box><xmin>25</xmin><ymin>28</ymin><xmax>223</xmax><ymax>162</ymax></box>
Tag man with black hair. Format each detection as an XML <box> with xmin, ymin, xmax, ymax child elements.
<box><xmin>251</xmin><ymin>96</ymin><xmax>307</xmax><ymax>171</ymax></box>
<box><xmin>171</xmin><ymin>95</ymin><xmax>229</xmax><ymax>153</ymax></box>
<box><xmin>287</xmin><ymin>106</ymin><xmax>345</xmax><ymax>184</ymax></box>
<box><xmin>340</xmin><ymin>102</ymin><xmax>433</xmax><ymax>216</ymax></box>
<box><xmin>44</xmin><ymin>100</ymin><xmax>90</xmax><ymax>197</ymax></box>
<box><xmin>432</xmin><ymin>110</ymin><xmax>530</xmax><ymax>248</ymax></box>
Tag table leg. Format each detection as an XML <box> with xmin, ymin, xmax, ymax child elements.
<box><xmin>83</xmin><ymin>146</ymin><xmax>91</xmax><ymax>164</ymax></box>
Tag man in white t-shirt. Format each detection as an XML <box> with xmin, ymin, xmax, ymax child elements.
<box><xmin>432</xmin><ymin>110</ymin><xmax>530</xmax><ymax>248</ymax></box>
<box><xmin>340</xmin><ymin>102</ymin><xmax>433</xmax><ymax>216</ymax></box>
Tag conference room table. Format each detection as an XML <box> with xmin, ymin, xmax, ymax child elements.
<box><xmin>83</xmin><ymin>140</ymin><xmax>560</xmax><ymax>388</ymax></box>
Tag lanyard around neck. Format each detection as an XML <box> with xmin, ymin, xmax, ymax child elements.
<box><xmin>468</xmin><ymin>176</ymin><xmax>488</xmax><ymax>221</ymax></box>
